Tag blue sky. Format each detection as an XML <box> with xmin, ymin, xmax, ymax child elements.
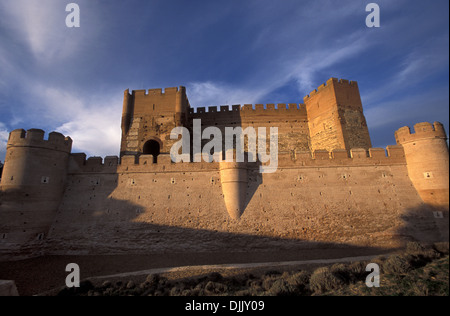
<box><xmin>0</xmin><ymin>0</ymin><xmax>448</xmax><ymax>161</ymax></box>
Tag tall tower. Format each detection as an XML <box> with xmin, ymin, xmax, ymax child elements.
<box><xmin>304</xmin><ymin>78</ymin><xmax>372</xmax><ymax>152</ymax></box>
<box><xmin>120</xmin><ymin>86</ymin><xmax>190</xmax><ymax>160</ymax></box>
<box><xmin>395</xmin><ymin>122</ymin><xmax>449</xmax><ymax>209</ymax></box>
<box><xmin>0</xmin><ymin>129</ymin><xmax>72</xmax><ymax>245</ymax></box>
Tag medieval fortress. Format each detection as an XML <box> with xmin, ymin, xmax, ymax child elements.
<box><xmin>0</xmin><ymin>77</ymin><xmax>448</xmax><ymax>257</ymax></box>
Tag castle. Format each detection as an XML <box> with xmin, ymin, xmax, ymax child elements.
<box><xmin>0</xmin><ymin>78</ymin><xmax>448</xmax><ymax>258</ymax></box>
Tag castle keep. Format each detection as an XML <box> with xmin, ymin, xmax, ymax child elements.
<box><xmin>0</xmin><ymin>78</ymin><xmax>448</xmax><ymax>257</ymax></box>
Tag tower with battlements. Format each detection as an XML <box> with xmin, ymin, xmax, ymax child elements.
<box><xmin>120</xmin><ymin>87</ymin><xmax>190</xmax><ymax>161</ymax></box>
<box><xmin>0</xmin><ymin>129</ymin><xmax>72</xmax><ymax>245</ymax></box>
<box><xmin>395</xmin><ymin>122</ymin><xmax>449</xmax><ymax>209</ymax></box>
<box><xmin>303</xmin><ymin>78</ymin><xmax>372</xmax><ymax>152</ymax></box>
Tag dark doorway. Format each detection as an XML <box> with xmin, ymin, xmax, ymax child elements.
<box><xmin>143</xmin><ymin>140</ymin><xmax>160</xmax><ymax>163</ymax></box>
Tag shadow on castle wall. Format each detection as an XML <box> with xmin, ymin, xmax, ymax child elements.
<box><xmin>42</xmin><ymin>201</ymin><xmax>447</xmax><ymax>256</ymax></box>
<box><xmin>1</xmin><ymin>157</ymin><xmax>448</xmax><ymax>259</ymax></box>
<box><xmin>0</xmin><ymin>170</ymin><xmax>449</xmax><ymax>295</ymax></box>
<box><xmin>244</xmin><ymin>163</ymin><xmax>262</xmax><ymax>213</ymax></box>
<box><xmin>1</xmin><ymin>143</ymin><xmax>448</xmax><ymax>257</ymax></box>
<box><xmin>396</xmin><ymin>203</ymin><xmax>449</xmax><ymax>243</ymax></box>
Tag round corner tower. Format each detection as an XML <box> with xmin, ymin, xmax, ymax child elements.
<box><xmin>395</xmin><ymin>122</ymin><xmax>449</xmax><ymax>209</ymax></box>
<box><xmin>0</xmin><ymin>128</ymin><xmax>72</xmax><ymax>245</ymax></box>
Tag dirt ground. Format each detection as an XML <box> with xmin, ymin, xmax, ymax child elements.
<box><xmin>0</xmin><ymin>247</ymin><xmax>391</xmax><ymax>296</ymax></box>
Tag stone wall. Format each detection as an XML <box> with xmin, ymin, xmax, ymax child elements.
<box><xmin>42</xmin><ymin>146</ymin><xmax>447</xmax><ymax>255</ymax></box>
<box><xmin>189</xmin><ymin>104</ymin><xmax>310</xmax><ymax>154</ymax></box>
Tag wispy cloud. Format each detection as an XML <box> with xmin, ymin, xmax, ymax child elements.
<box><xmin>365</xmin><ymin>85</ymin><xmax>449</xmax><ymax>130</ymax></box>
<box><xmin>0</xmin><ymin>123</ymin><xmax>9</xmax><ymax>162</ymax></box>
<box><xmin>187</xmin><ymin>81</ymin><xmax>272</xmax><ymax>107</ymax></box>
<box><xmin>288</xmin><ymin>31</ymin><xmax>370</xmax><ymax>94</ymax></box>
<box><xmin>188</xmin><ymin>28</ymin><xmax>371</xmax><ymax>107</ymax></box>
<box><xmin>363</xmin><ymin>35</ymin><xmax>449</xmax><ymax>107</ymax></box>
<box><xmin>35</xmin><ymin>87</ymin><xmax>123</xmax><ymax>157</ymax></box>
<box><xmin>396</xmin><ymin>37</ymin><xmax>449</xmax><ymax>83</ymax></box>
<box><xmin>1</xmin><ymin>1</ymin><xmax>68</xmax><ymax>62</ymax></box>
<box><xmin>0</xmin><ymin>0</ymin><xmax>99</xmax><ymax>64</ymax></box>
<box><xmin>0</xmin><ymin>0</ymin><xmax>118</xmax><ymax>159</ymax></box>
<box><xmin>0</xmin><ymin>84</ymin><xmax>122</xmax><ymax>160</ymax></box>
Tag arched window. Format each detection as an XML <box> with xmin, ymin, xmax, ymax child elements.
<box><xmin>143</xmin><ymin>140</ymin><xmax>161</xmax><ymax>163</ymax></box>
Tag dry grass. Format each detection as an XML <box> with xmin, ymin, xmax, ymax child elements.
<box><xmin>56</xmin><ymin>242</ymin><xmax>449</xmax><ymax>296</ymax></box>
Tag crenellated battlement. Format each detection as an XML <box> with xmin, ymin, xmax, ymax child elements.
<box><xmin>276</xmin><ymin>146</ymin><xmax>405</xmax><ymax>167</ymax></box>
<box><xmin>128</xmin><ymin>86</ymin><xmax>185</xmax><ymax>98</ymax></box>
<box><xmin>69</xmin><ymin>153</ymin><xmax>220</xmax><ymax>173</ymax></box>
<box><xmin>395</xmin><ymin>122</ymin><xmax>448</xmax><ymax>145</ymax></box>
<box><xmin>303</xmin><ymin>77</ymin><xmax>358</xmax><ymax>100</ymax></box>
<box><xmin>7</xmin><ymin>129</ymin><xmax>72</xmax><ymax>153</ymax></box>
<box><xmin>190</xmin><ymin>104</ymin><xmax>241</xmax><ymax>115</ymax></box>
<box><xmin>69</xmin><ymin>145</ymin><xmax>406</xmax><ymax>175</ymax></box>
<box><xmin>189</xmin><ymin>103</ymin><xmax>306</xmax><ymax>116</ymax></box>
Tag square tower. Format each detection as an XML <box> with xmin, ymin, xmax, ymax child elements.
<box><xmin>120</xmin><ymin>86</ymin><xmax>190</xmax><ymax>158</ymax></box>
<box><xmin>304</xmin><ymin>78</ymin><xmax>372</xmax><ymax>152</ymax></box>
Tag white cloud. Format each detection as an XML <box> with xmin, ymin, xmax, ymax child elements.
<box><xmin>57</xmin><ymin>108</ymin><xmax>122</xmax><ymax>158</ymax></box>
<box><xmin>0</xmin><ymin>85</ymin><xmax>123</xmax><ymax>160</ymax></box>
<box><xmin>33</xmin><ymin>86</ymin><xmax>86</xmax><ymax>122</ymax></box>
<box><xmin>0</xmin><ymin>0</ymin><xmax>121</xmax><ymax>160</ymax></box>
<box><xmin>186</xmin><ymin>81</ymin><xmax>269</xmax><ymax>107</ymax></box>
<box><xmin>0</xmin><ymin>122</ymin><xmax>9</xmax><ymax>162</ymax></box>
<box><xmin>0</xmin><ymin>0</ymin><xmax>97</xmax><ymax>64</ymax></box>
<box><xmin>52</xmin><ymin>92</ymin><xmax>122</xmax><ymax>158</ymax></box>
<box><xmin>26</xmin><ymin>86</ymin><xmax>123</xmax><ymax>158</ymax></box>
